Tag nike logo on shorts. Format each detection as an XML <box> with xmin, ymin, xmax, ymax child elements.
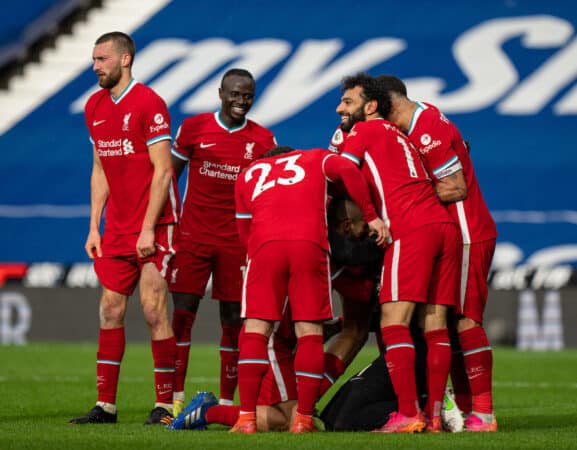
<box><xmin>200</xmin><ymin>142</ymin><xmax>216</xmax><ymax>148</ymax></box>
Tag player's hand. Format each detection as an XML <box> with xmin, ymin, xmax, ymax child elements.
<box><xmin>367</xmin><ymin>218</ymin><xmax>390</xmax><ymax>247</ymax></box>
<box><xmin>136</xmin><ymin>227</ymin><xmax>156</xmax><ymax>259</ymax></box>
<box><xmin>84</xmin><ymin>229</ymin><xmax>102</xmax><ymax>259</ymax></box>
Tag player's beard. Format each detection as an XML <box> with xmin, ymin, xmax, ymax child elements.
<box><xmin>340</xmin><ymin>106</ymin><xmax>366</xmax><ymax>132</ymax></box>
<box><xmin>98</xmin><ymin>65</ymin><xmax>122</xmax><ymax>89</ymax></box>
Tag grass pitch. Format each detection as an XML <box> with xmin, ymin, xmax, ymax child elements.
<box><xmin>1</xmin><ymin>343</ymin><xmax>576</xmax><ymax>449</ymax></box>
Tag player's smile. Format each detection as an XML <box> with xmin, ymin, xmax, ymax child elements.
<box><xmin>231</xmin><ymin>105</ymin><xmax>249</xmax><ymax>117</ymax></box>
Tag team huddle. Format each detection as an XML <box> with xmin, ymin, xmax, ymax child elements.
<box><xmin>69</xmin><ymin>31</ymin><xmax>498</xmax><ymax>434</ymax></box>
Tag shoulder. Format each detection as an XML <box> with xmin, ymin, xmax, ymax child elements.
<box><xmin>84</xmin><ymin>89</ymin><xmax>108</xmax><ymax>115</ymax></box>
<box><xmin>246</xmin><ymin>119</ymin><xmax>275</xmax><ymax>141</ymax></box>
<box><xmin>418</xmin><ymin>103</ymin><xmax>451</xmax><ymax>131</ymax></box>
<box><xmin>132</xmin><ymin>83</ymin><xmax>169</xmax><ymax>110</ymax></box>
<box><xmin>184</xmin><ymin>112</ymin><xmax>214</xmax><ymax>127</ymax></box>
<box><xmin>134</xmin><ymin>82</ymin><xmax>161</xmax><ymax>99</ymax></box>
<box><xmin>178</xmin><ymin>112</ymin><xmax>214</xmax><ymax>132</ymax></box>
<box><xmin>348</xmin><ymin>120</ymin><xmax>368</xmax><ymax>137</ymax></box>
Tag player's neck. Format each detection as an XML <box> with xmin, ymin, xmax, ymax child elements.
<box><xmin>109</xmin><ymin>75</ymin><xmax>133</xmax><ymax>99</ymax></box>
<box><xmin>393</xmin><ymin>99</ymin><xmax>416</xmax><ymax>133</ymax></box>
<box><xmin>218</xmin><ymin>111</ymin><xmax>245</xmax><ymax>130</ymax></box>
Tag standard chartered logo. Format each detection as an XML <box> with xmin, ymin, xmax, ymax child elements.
<box><xmin>71</xmin><ymin>15</ymin><xmax>577</xmax><ymax>125</ymax></box>
<box><xmin>97</xmin><ymin>139</ymin><xmax>134</xmax><ymax>157</ymax></box>
<box><xmin>122</xmin><ymin>139</ymin><xmax>134</xmax><ymax>155</ymax></box>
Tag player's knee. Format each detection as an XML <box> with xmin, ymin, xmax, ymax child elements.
<box><xmin>172</xmin><ymin>292</ymin><xmax>201</xmax><ymax>312</ymax></box>
<box><xmin>456</xmin><ymin>316</ymin><xmax>480</xmax><ymax>333</ymax></box>
<box><xmin>219</xmin><ymin>301</ymin><xmax>241</xmax><ymax>324</ymax></box>
<box><xmin>99</xmin><ymin>292</ymin><xmax>127</xmax><ymax>326</ymax></box>
<box><xmin>141</xmin><ymin>301</ymin><xmax>168</xmax><ymax>330</ymax></box>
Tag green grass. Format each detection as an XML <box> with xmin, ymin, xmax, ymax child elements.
<box><xmin>1</xmin><ymin>343</ymin><xmax>576</xmax><ymax>449</ymax></box>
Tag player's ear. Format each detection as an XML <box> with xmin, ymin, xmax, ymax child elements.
<box><xmin>121</xmin><ymin>53</ymin><xmax>131</xmax><ymax>67</ymax></box>
<box><xmin>365</xmin><ymin>99</ymin><xmax>378</xmax><ymax>115</ymax></box>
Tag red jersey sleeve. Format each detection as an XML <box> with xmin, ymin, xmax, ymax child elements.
<box><xmin>413</xmin><ymin>109</ymin><xmax>462</xmax><ymax>180</ymax></box>
<box><xmin>322</xmin><ymin>153</ymin><xmax>378</xmax><ymax>223</ymax></box>
<box><xmin>234</xmin><ymin>174</ymin><xmax>252</xmax><ymax>248</ymax></box>
<box><xmin>328</xmin><ymin>126</ymin><xmax>347</xmax><ymax>153</ymax></box>
<box><xmin>141</xmin><ymin>92</ymin><xmax>171</xmax><ymax>146</ymax></box>
<box><xmin>339</xmin><ymin>122</ymin><xmax>369</xmax><ymax>166</ymax></box>
<box><xmin>172</xmin><ymin>117</ymin><xmax>195</xmax><ymax>160</ymax></box>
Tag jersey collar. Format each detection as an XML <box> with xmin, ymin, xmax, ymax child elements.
<box><xmin>407</xmin><ymin>101</ymin><xmax>427</xmax><ymax>135</ymax></box>
<box><xmin>214</xmin><ymin>111</ymin><xmax>248</xmax><ymax>133</ymax></box>
<box><xmin>111</xmin><ymin>79</ymin><xmax>137</xmax><ymax>104</ymax></box>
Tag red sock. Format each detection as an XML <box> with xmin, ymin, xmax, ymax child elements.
<box><xmin>424</xmin><ymin>328</ymin><xmax>451</xmax><ymax>419</ymax></box>
<box><xmin>237</xmin><ymin>332</ymin><xmax>269</xmax><ymax>413</ymax></box>
<box><xmin>219</xmin><ymin>323</ymin><xmax>241</xmax><ymax>403</ymax></box>
<box><xmin>152</xmin><ymin>336</ymin><xmax>176</xmax><ymax>405</ymax></box>
<box><xmin>96</xmin><ymin>327</ymin><xmax>125</xmax><ymax>404</ymax></box>
<box><xmin>450</xmin><ymin>347</ymin><xmax>472</xmax><ymax>414</ymax></box>
<box><xmin>172</xmin><ymin>309</ymin><xmax>196</xmax><ymax>393</ymax></box>
<box><xmin>205</xmin><ymin>404</ymin><xmax>241</xmax><ymax>426</ymax></box>
<box><xmin>381</xmin><ymin>325</ymin><xmax>418</xmax><ymax>417</ymax></box>
<box><xmin>459</xmin><ymin>327</ymin><xmax>493</xmax><ymax>414</ymax></box>
<box><xmin>319</xmin><ymin>352</ymin><xmax>346</xmax><ymax>396</ymax></box>
<box><xmin>294</xmin><ymin>334</ymin><xmax>324</xmax><ymax>416</ymax></box>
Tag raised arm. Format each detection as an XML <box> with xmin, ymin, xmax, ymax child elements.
<box><xmin>324</xmin><ymin>155</ymin><xmax>390</xmax><ymax>246</ymax></box>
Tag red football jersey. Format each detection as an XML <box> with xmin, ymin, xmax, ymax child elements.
<box><xmin>341</xmin><ymin>119</ymin><xmax>453</xmax><ymax>240</ymax></box>
<box><xmin>235</xmin><ymin>149</ymin><xmax>378</xmax><ymax>257</ymax></box>
<box><xmin>84</xmin><ymin>80</ymin><xmax>179</xmax><ymax>234</ymax></box>
<box><xmin>407</xmin><ymin>102</ymin><xmax>497</xmax><ymax>244</ymax></box>
<box><xmin>173</xmin><ymin>112</ymin><xmax>276</xmax><ymax>246</ymax></box>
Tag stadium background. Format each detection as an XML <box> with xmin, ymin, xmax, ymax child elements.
<box><xmin>0</xmin><ymin>0</ymin><xmax>575</xmax><ymax>347</ymax></box>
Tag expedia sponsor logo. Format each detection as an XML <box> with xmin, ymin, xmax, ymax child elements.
<box><xmin>149</xmin><ymin>122</ymin><xmax>169</xmax><ymax>133</ymax></box>
<box><xmin>149</xmin><ymin>113</ymin><xmax>169</xmax><ymax>133</ymax></box>
<box><xmin>419</xmin><ymin>139</ymin><xmax>442</xmax><ymax>154</ymax></box>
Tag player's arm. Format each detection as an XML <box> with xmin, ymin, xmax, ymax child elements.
<box><xmin>434</xmin><ymin>169</ymin><xmax>467</xmax><ymax>203</ymax></box>
<box><xmin>234</xmin><ymin>177</ymin><xmax>251</xmax><ymax>248</ymax></box>
<box><xmin>324</xmin><ymin>155</ymin><xmax>389</xmax><ymax>246</ymax></box>
<box><xmin>423</xmin><ymin>119</ymin><xmax>468</xmax><ymax>203</ymax></box>
<box><xmin>171</xmin><ymin>153</ymin><xmax>187</xmax><ymax>180</ymax></box>
<box><xmin>136</xmin><ymin>139</ymin><xmax>173</xmax><ymax>258</ymax></box>
<box><xmin>170</xmin><ymin>123</ymin><xmax>190</xmax><ymax>180</ymax></box>
<box><xmin>85</xmin><ymin>145</ymin><xmax>108</xmax><ymax>259</ymax></box>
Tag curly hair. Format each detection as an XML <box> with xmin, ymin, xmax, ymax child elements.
<box><xmin>340</xmin><ymin>72</ymin><xmax>391</xmax><ymax>118</ymax></box>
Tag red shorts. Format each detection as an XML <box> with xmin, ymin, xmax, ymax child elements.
<box><xmin>332</xmin><ymin>265</ymin><xmax>375</xmax><ymax>304</ymax></box>
<box><xmin>459</xmin><ymin>239</ymin><xmax>496</xmax><ymax>323</ymax></box>
<box><xmin>380</xmin><ymin>222</ymin><xmax>461</xmax><ymax>307</ymax></box>
<box><xmin>169</xmin><ymin>241</ymin><xmax>245</xmax><ymax>301</ymax></box>
<box><xmin>258</xmin><ymin>312</ymin><xmax>297</xmax><ymax>405</ymax></box>
<box><xmin>94</xmin><ymin>224</ymin><xmax>177</xmax><ymax>296</ymax></box>
<box><xmin>242</xmin><ymin>241</ymin><xmax>333</xmax><ymax>322</ymax></box>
